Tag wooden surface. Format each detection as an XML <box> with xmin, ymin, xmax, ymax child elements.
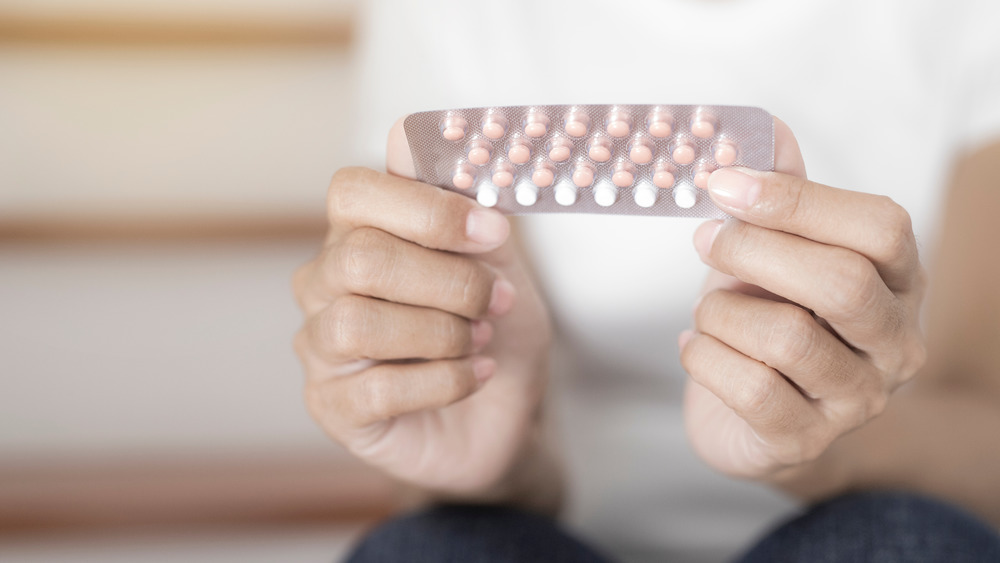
<box><xmin>0</xmin><ymin>11</ymin><xmax>353</xmax><ymax>48</ymax></box>
<box><xmin>0</xmin><ymin>453</ymin><xmax>397</xmax><ymax>535</ymax></box>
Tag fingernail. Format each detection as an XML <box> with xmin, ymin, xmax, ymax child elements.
<box><xmin>466</xmin><ymin>208</ymin><xmax>509</xmax><ymax>247</ymax></box>
<box><xmin>678</xmin><ymin>329</ymin><xmax>695</xmax><ymax>350</ymax></box>
<box><xmin>693</xmin><ymin>220</ymin><xmax>723</xmax><ymax>256</ymax></box>
<box><xmin>470</xmin><ymin>320</ymin><xmax>494</xmax><ymax>352</ymax></box>
<box><xmin>708</xmin><ymin>168</ymin><xmax>761</xmax><ymax>210</ymax></box>
<box><xmin>488</xmin><ymin>277</ymin><xmax>517</xmax><ymax>316</ymax></box>
<box><xmin>472</xmin><ymin>356</ymin><xmax>496</xmax><ymax>383</ymax></box>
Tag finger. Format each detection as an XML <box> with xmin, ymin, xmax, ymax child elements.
<box><xmin>706</xmin><ymin>147</ymin><xmax>918</xmax><ymax>293</ymax></box>
<box><xmin>680</xmin><ymin>331</ymin><xmax>827</xmax><ymax>463</ymax></box>
<box><xmin>694</xmin><ymin>219</ymin><xmax>906</xmax><ymax>356</ymax></box>
<box><xmin>695</xmin><ymin>289</ymin><xmax>876</xmax><ymax>401</ymax></box>
<box><xmin>328</xmin><ymin>167</ymin><xmax>510</xmax><ymax>254</ymax></box>
<box><xmin>305</xmin><ymin>295</ymin><xmax>493</xmax><ymax>363</ymax></box>
<box><xmin>307</xmin><ymin>357</ymin><xmax>495</xmax><ymax>428</ymax></box>
<box><xmin>773</xmin><ymin>116</ymin><xmax>807</xmax><ymax>178</ymax></box>
<box><xmin>306</xmin><ymin>227</ymin><xmax>515</xmax><ymax>319</ymax></box>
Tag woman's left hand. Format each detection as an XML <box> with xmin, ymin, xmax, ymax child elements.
<box><xmin>681</xmin><ymin>118</ymin><xmax>927</xmax><ymax>484</ymax></box>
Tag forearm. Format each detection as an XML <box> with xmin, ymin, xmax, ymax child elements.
<box><xmin>773</xmin><ymin>380</ymin><xmax>1000</xmax><ymax>527</ymax></box>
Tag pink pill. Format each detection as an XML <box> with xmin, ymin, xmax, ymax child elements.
<box><xmin>483</xmin><ymin>121</ymin><xmax>506</xmax><ymax>139</ymax></box>
<box><xmin>714</xmin><ymin>142</ymin><xmax>738</xmax><ymax>166</ymax></box>
<box><xmin>532</xmin><ymin>167</ymin><xmax>554</xmax><ymax>188</ymax></box>
<box><xmin>648</xmin><ymin>120</ymin><xmax>672</xmax><ymax>138</ymax></box>
<box><xmin>691</xmin><ymin>118</ymin><xmax>715</xmax><ymax>139</ymax></box>
<box><xmin>443</xmin><ymin>126</ymin><xmax>465</xmax><ymax>141</ymax></box>
<box><xmin>653</xmin><ymin>170</ymin><xmax>675</xmax><ymax>189</ymax></box>
<box><xmin>468</xmin><ymin>146</ymin><xmax>492</xmax><ymax>165</ymax></box>
<box><xmin>629</xmin><ymin>144</ymin><xmax>653</xmax><ymax>164</ymax></box>
<box><xmin>572</xmin><ymin>165</ymin><xmax>594</xmax><ymax>188</ymax></box>
<box><xmin>607</xmin><ymin>120</ymin><xmax>630</xmax><ymax>137</ymax></box>
<box><xmin>525</xmin><ymin>122</ymin><xmax>546</xmax><ymax>137</ymax></box>
<box><xmin>549</xmin><ymin>145</ymin><xmax>571</xmax><ymax>162</ymax></box>
<box><xmin>565</xmin><ymin>120</ymin><xmax>587</xmax><ymax>137</ymax></box>
<box><xmin>589</xmin><ymin>145</ymin><xmax>611</xmax><ymax>162</ymax></box>
<box><xmin>694</xmin><ymin>170</ymin><xmax>712</xmax><ymax>189</ymax></box>
<box><xmin>672</xmin><ymin>143</ymin><xmax>695</xmax><ymax>165</ymax></box>
<box><xmin>508</xmin><ymin>143</ymin><xmax>531</xmax><ymax>164</ymax></box>
<box><xmin>564</xmin><ymin>111</ymin><xmax>590</xmax><ymax>137</ymax></box>
<box><xmin>612</xmin><ymin>170</ymin><xmax>634</xmax><ymax>188</ymax></box>
<box><xmin>452</xmin><ymin>171</ymin><xmax>474</xmax><ymax>189</ymax></box>
<box><xmin>492</xmin><ymin>170</ymin><xmax>514</xmax><ymax>188</ymax></box>
<box><xmin>441</xmin><ymin>116</ymin><xmax>467</xmax><ymax>141</ymax></box>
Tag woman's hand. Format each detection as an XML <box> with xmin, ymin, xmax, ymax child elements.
<box><xmin>292</xmin><ymin>121</ymin><xmax>552</xmax><ymax>498</ymax></box>
<box><xmin>681</xmin><ymin>118</ymin><xmax>927</xmax><ymax>485</ymax></box>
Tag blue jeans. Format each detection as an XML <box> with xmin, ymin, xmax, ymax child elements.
<box><xmin>345</xmin><ymin>491</ymin><xmax>1000</xmax><ymax>562</ymax></box>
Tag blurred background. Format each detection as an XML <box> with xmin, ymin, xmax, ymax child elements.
<box><xmin>0</xmin><ymin>0</ymin><xmax>392</xmax><ymax>560</ymax></box>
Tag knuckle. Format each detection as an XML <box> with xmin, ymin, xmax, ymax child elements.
<box><xmin>767</xmin><ymin>305</ymin><xmax>818</xmax><ymax>366</ymax></box>
<box><xmin>731</xmin><ymin>366</ymin><xmax>780</xmax><ymax>417</ymax></box>
<box><xmin>420</xmin><ymin>188</ymin><xmax>467</xmax><ymax>244</ymax></box>
<box><xmin>774</xmin><ymin>174</ymin><xmax>811</xmax><ymax>224</ymax></box>
<box><xmin>459</xmin><ymin>264</ymin><xmax>495</xmax><ymax>317</ymax></box>
<box><xmin>823</xmin><ymin>251</ymin><xmax>880</xmax><ymax>320</ymax></box>
<box><xmin>326</xmin><ymin>297</ymin><xmax>370</xmax><ymax>357</ymax></box>
<box><xmin>358</xmin><ymin>370</ymin><xmax>396</xmax><ymax>421</ymax></box>
<box><xmin>337</xmin><ymin>228</ymin><xmax>394</xmax><ymax>292</ymax></box>
<box><xmin>873</xmin><ymin>196</ymin><xmax>914</xmax><ymax>262</ymax></box>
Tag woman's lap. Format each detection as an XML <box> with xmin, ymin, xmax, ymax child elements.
<box><xmin>345</xmin><ymin>491</ymin><xmax>1000</xmax><ymax>562</ymax></box>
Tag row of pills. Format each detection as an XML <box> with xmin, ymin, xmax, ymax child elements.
<box><xmin>441</xmin><ymin>107</ymin><xmax>722</xmax><ymax>143</ymax></box>
<box><xmin>460</xmin><ymin>135</ymin><xmax>738</xmax><ymax>168</ymax></box>
<box><xmin>475</xmin><ymin>177</ymin><xmax>700</xmax><ymax>210</ymax></box>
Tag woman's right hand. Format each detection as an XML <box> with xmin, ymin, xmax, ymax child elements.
<box><xmin>292</xmin><ymin>128</ymin><xmax>552</xmax><ymax>496</ymax></box>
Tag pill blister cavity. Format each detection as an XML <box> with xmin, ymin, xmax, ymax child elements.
<box><xmin>605</xmin><ymin>109</ymin><xmax>632</xmax><ymax>138</ymax></box>
<box><xmin>452</xmin><ymin>163</ymin><xmax>476</xmax><ymax>190</ymax></box>
<box><xmin>673</xmin><ymin>182</ymin><xmax>697</xmax><ymax>209</ymax></box>
<box><xmin>633</xmin><ymin>184</ymin><xmax>657</xmax><ymax>208</ymax></box>
<box><xmin>554</xmin><ymin>182</ymin><xmax>578</xmax><ymax>206</ymax></box>
<box><xmin>515</xmin><ymin>183</ymin><xmax>539</xmax><ymax>206</ymax></box>
<box><xmin>441</xmin><ymin>115</ymin><xmax>468</xmax><ymax>141</ymax></box>
<box><xmin>713</xmin><ymin>139</ymin><xmax>738</xmax><ymax>166</ymax></box>
<box><xmin>491</xmin><ymin>162</ymin><xmax>515</xmax><ymax>188</ymax></box>
<box><xmin>593</xmin><ymin>182</ymin><xmax>618</xmax><ymax>207</ymax></box>
<box><xmin>532</xmin><ymin>162</ymin><xmax>555</xmax><ymax>188</ymax></box>
<box><xmin>563</xmin><ymin>110</ymin><xmax>590</xmax><ymax>137</ymax></box>
<box><xmin>672</xmin><ymin>138</ymin><xmax>696</xmax><ymax>165</ymax></box>
<box><xmin>693</xmin><ymin>160</ymin><xmax>716</xmax><ymax>189</ymax></box>
<box><xmin>477</xmin><ymin>184</ymin><xmax>499</xmax><ymax>207</ymax></box>
<box><xmin>482</xmin><ymin>114</ymin><xmax>508</xmax><ymax>140</ymax></box>
<box><xmin>466</xmin><ymin>140</ymin><xmax>492</xmax><ymax>166</ymax></box>
<box><xmin>612</xmin><ymin>160</ymin><xmax>636</xmax><ymax>188</ymax></box>
<box><xmin>690</xmin><ymin>109</ymin><xmax>717</xmax><ymax>139</ymax></box>
<box><xmin>523</xmin><ymin>110</ymin><xmax>550</xmax><ymax>138</ymax></box>
<box><xmin>507</xmin><ymin>138</ymin><xmax>532</xmax><ymax>164</ymax></box>
<box><xmin>646</xmin><ymin>109</ymin><xmax>674</xmax><ymax>138</ymax></box>
<box><xmin>653</xmin><ymin>159</ymin><xmax>676</xmax><ymax>189</ymax></box>
<box><xmin>547</xmin><ymin>136</ymin><xmax>573</xmax><ymax>162</ymax></box>
<box><xmin>628</xmin><ymin>136</ymin><xmax>653</xmax><ymax>164</ymax></box>
<box><xmin>587</xmin><ymin>135</ymin><xmax>613</xmax><ymax>162</ymax></box>
<box><xmin>572</xmin><ymin>161</ymin><xmax>595</xmax><ymax>188</ymax></box>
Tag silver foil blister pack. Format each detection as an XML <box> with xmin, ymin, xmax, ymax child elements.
<box><xmin>403</xmin><ymin>104</ymin><xmax>774</xmax><ymax>218</ymax></box>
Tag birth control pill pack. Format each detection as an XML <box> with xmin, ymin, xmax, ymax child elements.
<box><xmin>403</xmin><ymin>104</ymin><xmax>774</xmax><ymax>218</ymax></box>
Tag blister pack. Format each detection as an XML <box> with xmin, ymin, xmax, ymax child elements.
<box><xmin>403</xmin><ymin>104</ymin><xmax>774</xmax><ymax>218</ymax></box>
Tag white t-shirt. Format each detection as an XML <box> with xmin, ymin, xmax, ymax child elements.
<box><xmin>351</xmin><ymin>1</ymin><xmax>1000</xmax><ymax>560</ymax></box>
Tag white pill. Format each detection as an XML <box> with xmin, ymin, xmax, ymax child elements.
<box><xmin>633</xmin><ymin>184</ymin><xmax>657</xmax><ymax>208</ymax></box>
<box><xmin>594</xmin><ymin>183</ymin><xmax>617</xmax><ymax>207</ymax></box>
<box><xmin>673</xmin><ymin>183</ymin><xmax>697</xmax><ymax>209</ymax></box>
<box><xmin>515</xmin><ymin>184</ymin><xmax>539</xmax><ymax>206</ymax></box>
<box><xmin>477</xmin><ymin>184</ymin><xmax>499</xmax><ymax>207</ymax></box>
<box><xmin>554</xmin><ymin>183</ymin><xmax>577</xmax><ymax>206</ymax></box>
